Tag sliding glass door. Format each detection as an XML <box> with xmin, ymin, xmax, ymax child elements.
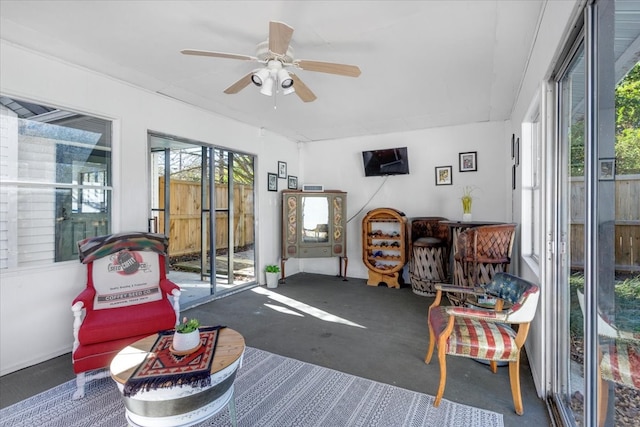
<box><xmin>550</xmin><ymin>2</ymin><xmax>640</xmax><ymax>426</ymax></box>
<box><xmin>149</xmin><ymin>133</ymin><xmax>256</xmax><ymax>308</ymax></box>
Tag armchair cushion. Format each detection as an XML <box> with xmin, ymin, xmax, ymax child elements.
<box><xmin>78</xmin><ymin>299</ymin><xmax>177</xmax><ymax>345</ymax></box>
<box><xmin>430</xmin><ymin>306</ymin><xmax>519</xmax><ymax>362</ymax></box>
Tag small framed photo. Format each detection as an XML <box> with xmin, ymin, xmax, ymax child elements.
<box><xmin>598</xmin><ymin>158</ymin><xmax>615</xmax><ymax>181</ymax></box>
<box><xmin>278</xmin><ymin>161</ymin><xmax>287</xmax><ymax>179</ymax></box>
<box><xmin>287</xmin><ymin>175</ymin><xmax>298</xmax><ymax>190</ymax></box>
<box><xmin>268</xmin><ymin>172</ymin><xmax>278</xmax><ymax>191</ymax></box>
<box><xmin>435</xmin><ymin>166</ymin><xmax>453</xmax><ymax>186</ymax></box>
<box><xmin>459</xmin><ymin>151</ymin><xmax>477</xmax><ymax>172</ymax></box>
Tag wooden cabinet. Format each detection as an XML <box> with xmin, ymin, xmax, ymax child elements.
<box><xmin>281</xmin><ymin>191</ymin><xmax>348</xmax><ymax>280</ymax></box>
<box><xmin>361</xmin><ymin>208</ymin><xmax>408</xmax><ymax>288</ymax></box>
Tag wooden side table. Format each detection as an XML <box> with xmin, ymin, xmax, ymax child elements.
<box><xmin>110</xmin><ymin>328</ymin><xmax>245</xmax><ymax>427</ymax></box>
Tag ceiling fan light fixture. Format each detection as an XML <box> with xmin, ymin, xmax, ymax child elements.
<box><xmin>282</xmin><ymin>85</ymin><xmax>296</xmax><ymax>96</ymax></box>
<box><xmin>277</xmin><ymin>69</ymin><xmax>293</xmax><ymax>89</ymax></box>
<box><xmin>260</xmin><ymin>76</ymin><xmax>274</xmax><ymax>96</ymax></box>
<box><xmin>251</xmin><ymin>68</ymin><xmax>270</xmax><ymax>87</ymax></box>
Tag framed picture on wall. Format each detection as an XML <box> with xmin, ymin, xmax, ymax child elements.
<box><xmin>459</xmin><ymin>151</ymin><xmax>477</xmax><ymax>172</ymax></box>
<box><xmin>598</xmin><ymin>158</ymin><xmax>615</xmax><ymax>181</ymax></box>
<box><xmin>288</xmin><ymin>175</ymin><xmax>298</xmax><ymax>189</ymax></box>
<box><xmin>278</xmin><ymin>161</ymin><xmax>287</xmax><ymax>179</ymax></box>
<box><xmin>268</xmin><ymin>172</ymin><xmax>278</xmax><ymax>191</ymax></box>
<box><xmin>435</xmin><ymin>166</ymin><xmax>452</xmax><ymax>185</ymax></box>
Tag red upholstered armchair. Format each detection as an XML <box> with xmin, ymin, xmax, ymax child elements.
<box><xmin>71</xmin><ymin>232</ymin><xmax>181</xmax><ymax>399</ymax></box>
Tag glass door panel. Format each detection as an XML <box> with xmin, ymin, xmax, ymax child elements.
<box><xmin>558</xmin><ymin>44</ymin><xmax>586</xmax><ymax>426</ymax></box>
<box><xmin>554</xmin><ymin>2</ymin><xmax>640</xmax><ymax>425</ymax></box>
<box><xmin>595</xmin><ymin>1</ymin><xmax>639</xmax><ymax>424</ymax></box>
<box><xmin>230</xmin><ymin>152</ymin><xmax>255</xmax><ymax>286</ymax></box>
<box><xmin>212</xmin><ymin>150</ymin><xmax>256</xmax><ymax>290</ymax></box>
<box><xmin>149</xmin><ymin>134</ymin><xmax>257</xmax><ymax>308</ymax></box>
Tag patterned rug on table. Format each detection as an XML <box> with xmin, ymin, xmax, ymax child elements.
<box><xmin>0</xmin><ymin>347</ymin><xmax>503</xmax><ymax>427</ymax></box>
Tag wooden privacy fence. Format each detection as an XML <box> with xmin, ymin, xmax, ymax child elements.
<box><xmin>570</xmin><ymin>176</ymin><xmax>640</xmax><ymax>272</ymax></box>
<box><xmin>155</xmin><ymin>177</ymin><xmax>638</xmax><ymax>268</ymax></box>
<box><xmin>157</xmin><ymin>178</ymin><xmax>255</xmax><ymax>257</ymax></box>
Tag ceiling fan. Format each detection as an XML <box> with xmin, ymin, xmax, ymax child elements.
<box><xmin>181</xmin><ymin>21</ymin><xmax>361</xmax><ymax>102</ymax></box>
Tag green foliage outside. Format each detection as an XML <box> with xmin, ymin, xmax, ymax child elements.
<box><xmin>570</xmin><ymin>61</ymin><xmax>640</xmax><ymax>176</ymax></box>
<box><xmin>569</xmin><ymin>274</ymin><xmax>640</xmax><ymax>338</ymax></box>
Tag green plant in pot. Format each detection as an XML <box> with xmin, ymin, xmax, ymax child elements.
<box><xmin>265</xmin><ymin>264</ymin><xmax>280</xmax><ymax>288</ymax></box>
<box><xmin>265</xmin><ymin>265</ymin><xmax>280</xmax><ymax>273</ymax></box>
<box><xmin>173</xmin><ymin>317</ymin><xmax>201</xmax><ymax>353</ymax></box>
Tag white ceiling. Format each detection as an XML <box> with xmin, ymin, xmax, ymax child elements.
<box><xmin>0</xmin><ymin>0</ymin><xmax>547</xmax><ymax>142</ymax></box>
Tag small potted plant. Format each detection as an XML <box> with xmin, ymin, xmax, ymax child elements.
<box><xmin>265</xmin><ymin>264</ymin><xmax>280</xmax><ymax>289</ymax></box>
<box><xmin>172</xmin><ymin>317</ymin><xmax>201</xmax><ymax>353</ymax></box>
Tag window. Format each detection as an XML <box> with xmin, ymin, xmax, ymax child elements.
<box><xmin>0</xmin><ymin>97</ymin><xmax>112</xmax><ymax>268</ymax></box>
<box><xmin>522</xmin><ymin>110</ymin><xmax>542</xmax><ymax>264</ymax></box>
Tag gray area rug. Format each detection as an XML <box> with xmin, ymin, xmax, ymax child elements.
<box><xmin>0</xmin><ymin>347</ymin><xmax>503</xmax><ymax>427</ymax></box>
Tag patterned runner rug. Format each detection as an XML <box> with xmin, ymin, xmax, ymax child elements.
<box><xmin>0</xmin><ymin>347</ymin><xmax>503</xmax><ymax>427</ymax></box>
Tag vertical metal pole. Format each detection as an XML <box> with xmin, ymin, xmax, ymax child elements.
<box><xmin>584</xmin><ymin>3</ymin><xmax>598</xmax><ymax>427</ymax></box>
<box><xmin>201</xmin><ymin>147</ymin><xmax>208</xmax><ymax>283</ymax></box>
<box><xmin>228</xmin><ymin>152</ymin><xmax>235</xmax><ymax>286</ymax></box>
<box><xmin>163</xmin><ymin>148</ymin><xmax>171</xmax><ymax>238</ymax></box>
<box><xmin>209</xmin><ymin>148</ymin><xmax>216</xmax><ymax>294</ymax></box>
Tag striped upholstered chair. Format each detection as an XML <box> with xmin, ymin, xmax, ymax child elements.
<box><xmin>577</xmin><ymin>290</ymin><xmax>640</xmax><ymax>427</ymax></box>
<box><xmin>425</xmin><ymin>272</ymin><xmax>540</xmax><ymax>415</ymax></box>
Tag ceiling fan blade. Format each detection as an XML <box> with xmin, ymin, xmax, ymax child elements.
<box><xmin>224</xmin><ymin>72</ymin><xmax>253</xmax><ymax>94</ymax></box>
<box><xmin>295</xmin><ymin>60</ymin><xmax>361</xmax><ymax>77</ymax></box>
<box><xmin>290</xmin><ymin>74</ymin><xmax>317</xmax><ymax>102</ymax></box>
<box><xmin>269</xmin><ymin>21</ymin><xmax>294</xmax><ymax>57</ymax></box>
<box><xmin>181</xmin><ymin>49</ymin><xmax>257</xmax><ymax>62</ymax></box>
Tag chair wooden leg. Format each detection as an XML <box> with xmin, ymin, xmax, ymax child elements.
<box><xmin>508</xmin><ymin>359</ymin><xmax>524</xmax><ymax>415</ymax></box>
<box><xmin>598</xmin><ymin>377</ymin><xmax>608</xmax><ymax>427</ymax></box>
<box><xmin>489</xmin><ymin>360</ymin><xmax>498</xmax><ymax>373</ymax></box>
<box><xmin>434</xmin><ymin>339</ymin><xmax>447</xmax><ymax>407</ymax></box>
<box><xmin>425</xmin><ymin>322</ymin><xmax>436</xmax><ymax>364</ymax></box>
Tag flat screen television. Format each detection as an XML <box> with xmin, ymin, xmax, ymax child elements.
<box><xmin>362</xmin><ymin>147</ymin><xmax>410</xmax><ymax>176</ymax></box>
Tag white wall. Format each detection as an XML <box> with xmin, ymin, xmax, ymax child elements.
<box><xmin>297</xmin><ymin>121</ymin><xmax>511</xmax><ymax>280</ymax></box>
<box><xmin>0</xmin><ymin>41</ymin><xmax>297</xmax><ymax>375</ymax></box>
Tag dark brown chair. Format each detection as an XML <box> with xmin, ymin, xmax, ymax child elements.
<box><xmin>449</xmin><ymin>223</ymin><xmax>516</xmax><ymax>305</ymax></box>
<box><xmin>409</xmin><ymin>217</ymin><xmax>450</xmax><ymax>296</ymax></box>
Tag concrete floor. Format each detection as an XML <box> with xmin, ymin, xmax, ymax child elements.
<box><xmin>0</xmin><ymin>273</ymin><xmax>552</xmax><ymax>426</ymax></box>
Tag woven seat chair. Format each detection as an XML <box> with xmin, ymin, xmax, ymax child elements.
<box><xmin>425</xmin><ymin>273</ymin><xmax>540</xmax><ymax>415</ymax></box>
<box><xmin>577</xmin><ymin>290</ymin><xmax>640</xmax><ymax>426</ymax></box>
<box><xmin>409</xmin><ymin>217</ymin><xmax>450</xmax><ymax>296</ymax></box>
<box><xmin>450</xmin><ymin>223</ymin><xmax>516</xmax><ymax>306</ymax></box>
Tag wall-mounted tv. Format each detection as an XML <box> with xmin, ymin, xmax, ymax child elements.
<box><xmin>362</xmin><ymin>147</ymin><xmax>410</xmax><ymax>176</ymax></box>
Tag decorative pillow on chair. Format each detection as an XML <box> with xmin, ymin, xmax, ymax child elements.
<box><xmin>91</xmin><ymin>250</ymin><xmax>163</xmax><ymax>310</ymax></box>
<box><xmin>481</xmin><ymin>273</ymin><xmax>530</xmax><ymax>305</ymax></box>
